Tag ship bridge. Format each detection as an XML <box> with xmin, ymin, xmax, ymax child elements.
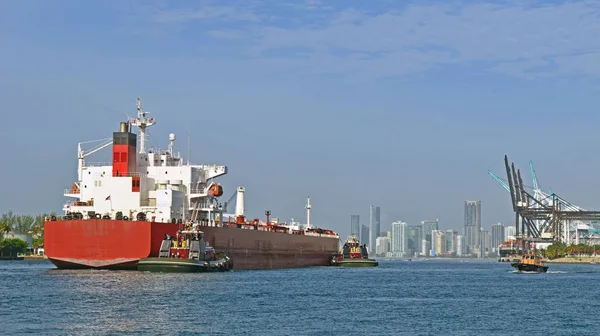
<box><xmin>61</xmin><ymin>98</ymin><xmax>229</xmax><ymax>225</ymax></box>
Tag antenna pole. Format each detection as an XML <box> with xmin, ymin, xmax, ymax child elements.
<box><xmin>130</xmin><ymin>97</ymin><xmax>155</xmax><ymax>154</ymax></box>
<box><xmin>306</xmin><ymin>196</ymin><xmax>311</xmax><ymax>228</ymax></box>
<box><xmin>137</xmin><ymin>98</ymin><xmax>146</xmax><ymax>153</ymax></box>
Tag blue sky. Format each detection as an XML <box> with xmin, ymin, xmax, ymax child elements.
<box><xmin>2</xmin><ymin>0</ymin><xmax>600</xmax><ymax>238</ymax></box>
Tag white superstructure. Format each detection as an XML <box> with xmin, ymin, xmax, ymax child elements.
<box><xmin>63</xmin><ymin>98</ymin><xmax>229</xmax><ymax>225</ymax></box>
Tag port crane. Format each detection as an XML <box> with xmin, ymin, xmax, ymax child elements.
<box><xmin>490</xmin><ymin>155</ymin><xmax>600</xmax><ymax>245</ymax></box>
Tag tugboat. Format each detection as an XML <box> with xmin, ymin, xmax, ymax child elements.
<box><xmin>138</xmin><ymin>224</ymin><xmax>233</xmax><ymax>273</ymax></box>
<box><xmin>329</xmin><ymin>236</ymin><xmax>378</xmax><ymax>267</ymax></box>
<box><xmin>511</xmin><ymin>253</ymin><xmax>548</xmax><ymax>273</ymax></box>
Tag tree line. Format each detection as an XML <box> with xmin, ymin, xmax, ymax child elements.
<box><xmin>0</xmin><ymin>210</ymin><xmax>56</xmax><ymax>250</ymax></box>
<box><xmin>542</xmin><ymin>242</ymin><xmax>600</xmax><ymax>259</ymax></box>
<box><xmin>0</xmin><ymin>238</ymin><xmax>29</xmax><ymax>257</ymax></box>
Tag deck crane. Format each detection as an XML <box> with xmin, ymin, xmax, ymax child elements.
<box><xmin>223</xmin><ymin>189</ymin><xmax>237</xmax><ymax>214</ymax></box>
<box><xmin>77</xmin><ymin>138</ymin><xmax>112</xmax><ymax>182</ymax></box>
<box><xmin>190</xmin><ymin>186</ymin><xmax>238</xmax><ymax>223</ymax></box>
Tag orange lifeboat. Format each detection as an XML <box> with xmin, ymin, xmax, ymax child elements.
<box><xmin>70</xmin><ymin>183</ymin><xmax>80</xmax><ymax>194</ymax></box>
<box><xmin>208</xmin><ymin>183</ymin><xmax>224</xmax><ymax>197</ymax></box>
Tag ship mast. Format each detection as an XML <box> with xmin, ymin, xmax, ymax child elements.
<box><xmin>305</xmin><ymin>196</ymin><xmax>311</xmax><ymax>228</ymax></box>
<box><xmin>130</xmin><ymin>97</ymin><xmax>155</xmax><ymax>154</ymax></box>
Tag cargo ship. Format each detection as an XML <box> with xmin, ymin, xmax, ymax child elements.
<box><xmin>44</xmin><ymin>98</ymin><xmax>339</xmax><ymax>270</ymax></box>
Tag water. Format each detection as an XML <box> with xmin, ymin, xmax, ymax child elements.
<box><xmin>1</xmin><ymin>259</ymin><xmax>599</xmax><ymax>335</ymax></box>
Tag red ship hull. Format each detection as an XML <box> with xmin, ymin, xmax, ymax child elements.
<box><xmin>44</xmin><ymin>220</ymin><xmax>339</xmax><ymax>270</ymax></box>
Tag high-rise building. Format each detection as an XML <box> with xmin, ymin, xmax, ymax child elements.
<box><xmin>491</xmin><ymin>223</ymin><xmax>505</xmax><ymax>251</ymax></box>
<box><xmin>431</xmin><ymin>230</ymin><xmax>447</xmax><ymax>256</ymax></box>
<box><xmin>421</xmin><ymin>239</ymin><xmax>430</xmax><ymax>256</ymax></box>
<box><xmin>391</xmin><ymin>221</ymin><xmax>409</xmax><ymax>256</ymax></box>
<box><xmin>361</xmin><ymin>225</ymin><xmax>369</xmax><ymax>248</ymax></box>
<box><xmin>376</xmin><ymin>236</ymin><xmax>391</xmax><ymax>255</ymax></box>
<box><xmin>480</xmin><ymin>229</ymin><xmax>490</xmax><ymax>258</ymax></box>
<box><xmin>421</xmin><ymin>219</ymin><xmax>439</xmax><ymax>250</ymax></box>
<box><xmin>464</xmin><ymin>201</ymin><xmax>481</xmax><ymax>254</ymax></box>
<box><xmin>445</xmin><ymin>229</ymin><xmax>458</xmax><ymax>253</ymax></box>
<box><xmin>350</xmin><ymin>215</ymin><xmax>360</xmax><ymax>238</ymax></box>
<box><xmin>369</xmin><ymin>205</ymin><xmax>380</xmax><ymax>253</ymax></box>
<box><xmin>456</xmin><ymin>235</ymin><xmax>465</xmax><ymax>256</ymax></box>
<box><xmin>408</xmin><ymin>225</ymin><xmax>422</xmax><ymax>255</ymax></box>
<box><xmin>504</xmin><ymin>225</ymin><xmax>516</xmax><ymax>239</ymax></box>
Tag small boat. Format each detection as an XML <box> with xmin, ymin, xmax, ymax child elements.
<box><xmin>138</xmin><ymin>224</ymin><xmax>233</xmax><ymax>273</ymax></box>
<box><xmin>329</xmin><ymin>236</ymin><xmax>378</xmax><ymax>267</ymax></box>
<box><xmin>511</xmin><ymin>253</ymin><xmax>548</xmax><ymax>273</ymax></box>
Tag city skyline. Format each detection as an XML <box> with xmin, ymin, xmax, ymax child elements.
<box><xmin>349</xmin><ymin>202</ymin><xmax>516</xmax><ymax>252</ymax></box>
<box><xmin>362</xmin><ymin>210</ymin><xmax>514</xmax><ymax>258</ymax></box>
<box><xmin>342</xmin><ymin>202</ymin><xmax>511</xmax><ymax>243</ymax></box>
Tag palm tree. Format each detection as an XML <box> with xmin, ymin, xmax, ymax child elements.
<box><xmin>0</xmin><ymin>220</ymin><xmax>10</xmax><ymax>236</ymax></box>
<box><xmin>0</xmin><ymin>210</ymin><xmax>15</xmax><ymax>235</ymax></box>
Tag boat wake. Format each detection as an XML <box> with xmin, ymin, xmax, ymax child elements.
<box><xmin>510</xmin><ymin>270</ymin><xmax>566</xmax><ymax>274</ymax></box>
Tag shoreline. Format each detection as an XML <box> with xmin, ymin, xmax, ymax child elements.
<box><xmin>545</xmin><ymin>257</ymin><xmax>600</xmax><ymax>264</ymax></box>
<box><xmin>0</xmin><ymin>255</ymin><xmax>47</xmax><ymax>261</ymax></box>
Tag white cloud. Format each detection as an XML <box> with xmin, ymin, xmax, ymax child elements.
<box><xmin>205</xmin><ymin>29</ymin><xmax>247</xmax><ymax>40</ymax></box>
<box><xmin>149</xmin><ymin>6</ymin><xmax>259</xmax><ymax>23</ymax></box>
<box><xmin>137</xmin><ymin>0</ymin><xmax>600</xmax><ymax>78</ymax></box>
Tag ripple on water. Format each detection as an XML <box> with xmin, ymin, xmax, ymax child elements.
<box><xmin>1</xmin><ymin>259</ymin><xmax>600</xmax><ymax>335</ymax></box>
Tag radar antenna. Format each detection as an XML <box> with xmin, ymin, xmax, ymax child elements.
<box><xmin>128</xmin><ymin>97</ymin><xmax>156</xmax><ymax>153</ymax></box>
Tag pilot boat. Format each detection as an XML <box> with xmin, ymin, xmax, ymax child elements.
<box><xmin>329</xmin><ymin>236</ymin><xmax>378</xmax><ymax>267</ymax></box>
<box><xmin>511</xmin><ymin>253</ymin><xmax>548</xmax><ymax>273</ymax></box>
<box><xmin>138</xmin><ymin>224</ymin><xmax>233</xmax><ymax>273</ymax></box>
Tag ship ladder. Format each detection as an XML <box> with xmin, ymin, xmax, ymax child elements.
<box><xmin>159</xmin><ymin>240</ymin><xmax>172</xmax><ymax>258</ymax></box>
<box><xmin>189</xmin><ymin>240</ymin><xmax>201</xmax><ymax>259</ymax></box>
<box><xmin>190</xmin><ymin>201</ymin><xmax>200</xmax><ymax>223</ymax></box>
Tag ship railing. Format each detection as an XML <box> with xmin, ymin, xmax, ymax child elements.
<box><xmin>84</xmin><ymin>162</ymin><xmax>111</xmax><ymax>167</ymax></box>
<box><xmin>111</xmin><ymin>172</ymin><xmax>147</xmax><ymax>177</ymax></box>
<box><xmin>190</xmin><ymin>164</ymin><xmax>226</xmax><ymax>170</ymax></box>
<box><xmin>64</xmin><ymin>188</ymin><xmax>80</xmax><ymax>195</ymax></box>
<box><xmin>188</xmin><ymin>202</ymin><xmax>210</xmax><ymax>209</ymax></box>
<box><xmin>64</xmin><ymin>200</ymin><xmax>93</xmax><ymax>208</ymax></box>
<box><xmin>190</xmin><ymin>188</ymin><xmax>205</xmax><ymax>194</ymax></box>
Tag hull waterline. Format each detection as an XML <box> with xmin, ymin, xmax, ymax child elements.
<box><xmin>331</xmin><ymin>259</ymin><xmax>379</xmax><ymax>267</ymax></box>
<box><xmin>511</xmin><ymin>263</ymin><xmax>548</xmax><ymax>273</ymax></box>
<box><xmin>138</xmin><ymin>258</ymin><xmax>208</xmax><ymax>273</ymax></box>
